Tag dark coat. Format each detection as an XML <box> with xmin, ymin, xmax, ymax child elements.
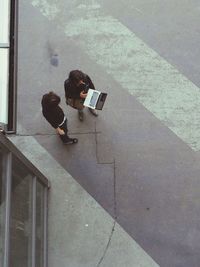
<box><xmin>41</xmin><ymin>95</ymin><xmax>65</xmax><ymax>129</ymax></box>
<box><xmin>64</xmin><ymin>74</ymin><xmax>95</xmax><ymax>99</ymax></box>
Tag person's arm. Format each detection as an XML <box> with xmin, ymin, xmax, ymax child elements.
<box><xmin>43</xmin><ymin>115</ymin><xmax>58</xmax><ymax>129</ymax></box>
<box><xmin>65</xmin><ymin>80</ymin><xmax>80</xmax><ymax>98</ymax></box>
<box><xmin>55</xmin><ymin>107</ymin><xmax>65</xmax><ymax>135</ymax></box>
<box><xmin>80</xmin><ymin>90</ymin><xmax>87</xmax><ymax>99</ymax></box>
<box><xmin>79</xmin><ymin>74</ymin><xmax>95</xmax><ymax>98</ymax></box>
<box><xmin>56</xmin><ymin>127</ymin><xmax>65</xmax><ymax>135</ymax></box>
<box><xmin>42</xmin><ymin>106</ymin><xmax>65</xmax><ymax>133</ymax></box>
<box><xmin>64</xmin><ymin>80</ymin><xmax>68</xmax><ymax>98</ymax></box>
<box><xmin>78</xmin><ymin>80</ymin><xmax>88</xmax><ymax>99</ymax></box>
<box><xmin>86</xmin><ymin>75</ymin><xmax>95</xmax><ymax>89</ymax></box>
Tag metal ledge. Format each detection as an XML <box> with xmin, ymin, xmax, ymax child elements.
<box><xmin>0</xmin><ymin>132</ymin><xmax>50</xmax><ymax>188</ymax></box>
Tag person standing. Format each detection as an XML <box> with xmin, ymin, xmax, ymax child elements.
<box><xmin>41</xmin><ymin>91</ymin><xmax>78</xmax><ymax>145</ymax></box>
<box><xmin>64</xmin><ymin>70</ymin><xmax>98</xmax><ymax>121</ymax></box>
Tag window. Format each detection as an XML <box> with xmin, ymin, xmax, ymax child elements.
<box><xmin>0</xmin><ymin>0</ymin><xmax>17</xmax><ymax>131</ymax></box>
<box><xmin>9</xmin><ymin>156</ymin><xmax>33</xmax><ymax>267</ymax></box>
<box><xmin>0</xmin><ymin>133</ymin><xmax>49</xmax><ymax>267</ymax></box>
<box><xmin>0</xmin><ymin>49</ymin><xmax>9</xmax><ymax>125</ymax></box>
<box><xmin>0</xmin><ymin>148</ymin><xmax>6</xmax><ymax>266</ymax></box>
<box><xmin>36</xmin><ymin>181</ymin><xmax>45</xmax><ymax>267</ymax></box>
<box><xmin>0</xmin><ymin>0</ymin><xmax>10</xmax><ymax>125</ymax></box>
<box><xmin>0</xmin><ymin>0</ymin><xmax>10</xmax><ymax>44</ymax></box>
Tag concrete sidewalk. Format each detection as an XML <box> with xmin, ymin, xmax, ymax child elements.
<box><xmin>9</xmin><ymin>135</ymin><xmax>159</xmax><ymax>267</ymax></box>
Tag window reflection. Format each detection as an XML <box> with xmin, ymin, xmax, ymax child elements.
<box><xmin>9</xmin><ymin>156</ymin><xmax>32</xmax><ymax>267</ymax></box>
<box><xmin>36</xmin><ymin>181</ymin><xmax>45</xmax><ymax>267</ymax></box>
<box><xmin>0</xmin><ymin>148</ymin><xmax>5</xmax><ymax>266</ymax></box>
<box><xmin>0</xmin><ymin>136</ymin><xmax>48</xmax><ymax>267</ymax></box>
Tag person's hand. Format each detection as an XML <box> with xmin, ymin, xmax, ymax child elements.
<box><xmin>80</xmin><ymin>91</ymin><xmax>87</xmax><ymax>99</ymax></box>
<box><xmin>56</xmin><ymin>127</ymin><xmax>65</xmax><ymax>135</ymax></box>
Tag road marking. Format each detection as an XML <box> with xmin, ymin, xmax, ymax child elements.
<box><xmin>31</xmin><ymin>0</ymin><xmax>200</xmax><ymax>151</ymax></box>
<box><xmin>32</xmin><ymin>0</ymin><xmax>59</xmax><ymax>19</ymax></box>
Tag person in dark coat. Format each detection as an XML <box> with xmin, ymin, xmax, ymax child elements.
<box><xmin>64</xmin><ymin>70</ymin><xmax>98</xmax><ymax>121</ymax></box>
<box><xmin>41</xmin><ymin>91</ymin><xmax>78</xmax><ymax>145</ymax></box>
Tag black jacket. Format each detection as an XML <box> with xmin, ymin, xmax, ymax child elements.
<box><xmin>41</xmin><ymin>96</ymin><xmax>65</xmax><ymax>129</ymax></box>
<box><xmin>64</xmin><ymin>74</ymin><xmax>95</xmax><ymax>99</ymax></box>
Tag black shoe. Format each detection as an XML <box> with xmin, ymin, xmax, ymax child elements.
<box><xmin>63</xmin><ymin>138</ymin><xmax>78</xmax><ymax>145</ymax></box>
<box><xmin>88</xmin><ymin>108</ymin><xmax>98</xmax><ymax>117</ymax></box>
<box><xmin>78</xmin><ymin>110</ymin><xmax>84</xmax><ymax>121</ymax></box>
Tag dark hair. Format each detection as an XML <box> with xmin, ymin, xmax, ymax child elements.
<box><xmin>42</xmin><ymin>91</ymin><xmax>60</xmax><ymax>109</ymax></box>
<box><xmin>69</xmin><ymin>70</ymin><xmax>85</xmax><ymax>84</ymax></box>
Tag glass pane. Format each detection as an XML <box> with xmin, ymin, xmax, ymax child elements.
<box><xmin>0</xmin><ymin>147</ymin><xmax>6</xmax><ymax>266</ymax></box>
<box><xmin>36</xmin><ymin>181</ymin><xmax>45</xmax><ymax>267</ymax></box>
<box><xmin>0</xmin><ymin>0</ymin><xmax>10</xmax><ymax>44</ymax></box>
<box><xmin>9</xmin><ymin>156</ymin><xmax>33</xmax><ymax>267</ymax></box>
<box><xmin>0</xmin><ymin>49</ymin><xmax>9</xmax><ymax>124</ymax></box>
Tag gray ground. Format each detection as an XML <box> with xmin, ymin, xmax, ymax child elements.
<box><xmin>17</xmin><ymin>1</ymin><xmax>200</xmax><ymax>266</ymax></box>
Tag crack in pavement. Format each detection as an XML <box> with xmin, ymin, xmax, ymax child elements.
<box><xmin>16</xmin><ymin>124</ymin><xmax>118</xmax><ymax>266</ymax></box>
<box><xmin>96</xmin><ymin>161</ymin><xmax>116</xmax><ymax>266</ymax></box>
<box><xmin>12</xmin><ymin>131</ymin><xmax>102</xmax><ymax>136</ymax></box>
<box><xmin>113</xmin><ymin>159</ymin><xmax>117</xmax><ymax>220</ymax></box>
<box><xmin>95</xmin><ymin>123</ymin><xmax>117</xmax><ymax>266</ymax></box>
<box><xmin>94</xmin><ymin>122</ymin><xmax>115</xmax><ymax>165</ymax></box>
<box><xmin>96</xmin><ymin>220</ymin><xmax>116</xmax><ymax>267</ymax></box>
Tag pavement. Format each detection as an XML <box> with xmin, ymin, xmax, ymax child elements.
<box><xmin>11</xmin><ymin>0</ymin><xmax>200</xmax><ymax>266</ymax></box>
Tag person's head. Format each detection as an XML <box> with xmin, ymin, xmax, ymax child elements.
<box><xmin>69</xmin><ymin>70</ymin><xmax>85</xmax><ymax>86</ymax></box>
<box><xmin>42</xmin><ymin>91</ymin><xmax>60</xmax><ymax>108</ymax></box>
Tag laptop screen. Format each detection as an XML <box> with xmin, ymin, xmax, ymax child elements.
<box><xmin>96</xmin><ymin>93</ymin><xmax>107</xmax><ymax>110</ymax></box>
<box><xmin>89</xmin><ymin>91</ymin><xmax>99</xmax><ymax>107</ymax></box>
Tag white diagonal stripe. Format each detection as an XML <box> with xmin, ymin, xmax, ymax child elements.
<box><xmin>31</xmin><ymin>0</ymin><xmax>200</xmax><ymax>151</ymax></box>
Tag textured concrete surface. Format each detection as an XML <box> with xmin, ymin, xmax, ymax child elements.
<box><xmin>15</xmin><ymin>0</ymin><xmax>200</xmax><ymax>266</ymax></box>
<box><xmin>10</xmin><ymin>135</ymin><xmax>159</xmax><ymax>267</ymax></box>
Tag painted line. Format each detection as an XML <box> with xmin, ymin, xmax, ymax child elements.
<box><xmin>32</xmin><ymin>0</ymin><xmax>59</xmax><ymax>19</ymax></box>
<box><xmin>31</xmin><ymin>0</ymin><xmax>200</xmax><ymax>151</ymax></box>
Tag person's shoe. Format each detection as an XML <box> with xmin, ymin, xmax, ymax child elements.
<box><xmin>78</xmin><ymin>110</ymin><xmax>84</xmax><ymax>121</ymax></box>
<box><xmin>88</xmin><ymin>108</ymin><xmax>98</xmax><ymax>117</ymax></box>
<box><xmin>0</xmin><ymin>127</ymin><xmax>5</xmax><ymax>135</ymax></box>
<box><xmin>63</xmin><ymin>138</ymin><xmax>78</xmax><ymax>145</ymax></box>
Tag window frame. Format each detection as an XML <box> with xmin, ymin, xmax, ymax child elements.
<box><xmin>0</xmin><ymin>0</ymin><xmax>18</xmax><ymax>132</ymax></box>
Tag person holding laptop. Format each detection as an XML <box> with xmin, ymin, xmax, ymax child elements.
<box><xmin>64</xmin><ymin>70</ymin><xmax>98</xmax><ymax>121</ymax></box>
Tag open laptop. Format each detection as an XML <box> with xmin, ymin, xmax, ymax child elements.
<box><xmin>83</xmin><ymin>89</ymin><xmax>107</xmax><ymax>110</ymax></box>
